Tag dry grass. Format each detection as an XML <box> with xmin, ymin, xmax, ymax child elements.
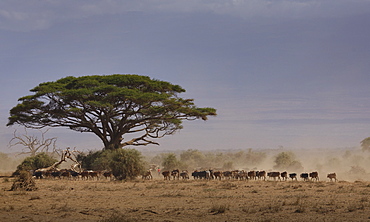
<box><xmin>0</xmin><ymin>177</ymin><xmax>370</xmax><ymax>221</ymax></box>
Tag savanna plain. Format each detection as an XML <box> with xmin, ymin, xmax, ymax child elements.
<box><xmin>1</xmin><ymin>175</ymin><xmax>370</xmax><ymax>222</ymax></box>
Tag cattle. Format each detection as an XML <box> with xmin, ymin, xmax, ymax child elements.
<box><xmin>289</xmin><ymin>173</ymin><xmax>297</xmax><ymax>181</ymax></box>
<box><xmin>309</xmin><ymin>171</ymin><xmax>319</xmax><ymax>181</ymax></box>
<box><xmin>235</xmin><ymin>171</ymin><xmax>248</xmax><ymax>180</ymax></box>
<box><xmin>231</xmin><ymin>170</ymin><xmax>240</xmax><ymax>179</ymax></box>
<box><xmin>192</xmin><ymin>170</ymin><xmax>210</xmax><ymax>179</ymax></box>
<box><xmin>88</xmin><ymin>171</ymin><xmax>99</xmax><ymax>180</ymax></box>
<box><xmin>103</xmin><ymin>171</ymin><xmax>113</xmax><ymax>180</ymax></box>
<box><xmin>80</xmin><ymin>171</ymin><xmax>90</xmax><ymax>180</ymax></box>
<box><xmin>162</xmin><ymin>171</ymin><xmax>171</xmax><ymax>180</ymax></box>
<box><xmin>257</xmin><ymin>171</ymin><xmax>266</xmax><ymax>181</ymax></box>
<box><xmin>33</xmin><ymin>171</ymin><xmax>44</xmax><ymax>179</ymax></box>
<box><xmin>267</xmin><ymin>172</ymin><xmax>281</xmax><ymax>181</ymax></box>
<box><xmin>281</xmin><ymin>171</ymin><xmax>288</xmax><ymax>181</ymax></box>
<box><xmin>327</xmin><ymin>173</ymin><xmax>337</xmax><ymax>182</ymax></box>
<box><xmin>212</xmin><ymin>171</ymin><xmax>222</xmax><ymax>180</ymax></box>
<box><xmin>51</xmin><ymin>171</ymin><xmax>62</xmax><ymax>179</ymax></box>
<box><xmin>171</xmin><ymin>169</ymin><xmax>180</xmax><ymax>180</ymax></box>
<box><xmin>247</xmin><ymin>171</ymin><xmax>256</xmax><ymax>180</ymax></box>
<box><xmin>179</xmin><ymin>171</ymin><xmax>189</xmax><ymax>180</ymax></box>
<box><xmin>60</xmin><ymin>170</ymin><xmax>71</xmax><ymax>179</ymax></box>
<box><xmin>142</xmin><ymin>170</ymin><xmax>153</xmax><ymax>180</ymax></box>
<box><xmin>300</xmin><ymin>173</ymin><xmax>309</xmax><ymax>181</ymax></box>
<box><xmin>222</xmin><ymin>171</ymin><xmax>233</xmax><ymax>180</ymax></box>
<box><xmin>69</xmin><ymin>170</ymin><xmax>80</xmax><ymax>180</ymax></box>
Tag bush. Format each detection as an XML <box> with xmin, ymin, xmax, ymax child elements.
<box><xmin>77</xmin><ymin>150</ymin><xmax>104</xmax><ymax>170</ymax></box>
<box><xmin>10</xmin><ymin>170</ymin><xmax>37</xmax><ymax>191</ymax></box>
<box><xmin>14</xmin><ymin>152</ymin><xmax>57</xmax><ymax>175</ymax></box>
<box><xmin>162</xmin><ymin>153</ymin><xmax>181</xmax><ymax>170</ymax></box>
<box><xmin>109</xmin><ymin>149</ymin><xmax>145</xmax><ymax>180</ymax></box>
<box><xmin>273</xmin><ymin>152</ymin><xmax>304</xmax><ymax>171</ymax></box>
<box><xmin>78</xmin><ymin>149</ymin><xmax>145</xmax><ymax>180</ymax></box>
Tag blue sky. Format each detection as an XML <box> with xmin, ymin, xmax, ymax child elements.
<box><xmin>1</xmin><ymin>0</ymin><xmax>370</xmax><ymax>152</ymax></box>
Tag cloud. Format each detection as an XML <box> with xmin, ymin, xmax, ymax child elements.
<box><xmin>1</xmin><ymin>0</ymin><xmax>369</xmax><ymax>31</ymax></box>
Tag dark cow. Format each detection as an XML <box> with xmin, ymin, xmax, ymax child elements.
<box><xmin>60</xmin><ymin>170</ymin><xmax>71</xmax><ymax>179</ymax></box>
<box><xmin>300</xmin><ymin>173</ymin><xmax>309</xmax><ymax>181</ymax></box>
<box><xmin>280</xmin><ymin>171</ymin><xmax>288</xmax><ymax>181</ymax></box>
<box><xmin>309</xmin><ymin>171</ymin><xmax>319</xmax><ymax>181</ymax></box>
<box><xmin>192</xmin><ymin>171</ymin><xmax>210</xmax><ymax>179</ymax></box>
<box><xmin>162</xmin><ymin>171</ymin><xmax>171</xmax><ymax>180</ymax></box>
<box><xmin>51</xmin><ymin>171</ymin><xmax>62</xmax><ymax>179</ymax></box>
<box><xmin>103</xmin><ymin>171</ymin><xmax>113</xmax><ymax>180</ymax></box>
<box><xmin>267</xmin><ymin>172</ymin><xmax>281</xmax><ymax>181</ymax></box>
<box><xmin>289</xmin><ymin>173</ymin><xmax>297</xmax><ymax>181</ymax></box>
<box><xmin>33</xmin><ymin>171</ymin><xmax>44</xmax><ymax>179</ymax></box>
<box><xmin>69</xmin><ymin>170</ymin><xmax>80</xmax><ymax>180</ymax></box>
<box><xmin>327</xmin><ymin>173</ymin><xmax>337</xmax><ymax>182</ymax></box>
<box><xmin>179</xmin><ymin>171</ymin><xmax>189</xmax><ymax>180</ymax></box>
<box><xmin>222</xmin><ymin>171</ymin><xmax>233</xmax><ymax>180</ymax></box>
<box><xmin>171</xmin><ymin>169</ymin><xmax>180</xmax><ymax>180</ymax></box>
<box><xmin>257</xmin><ymin>171</ymin><xmax>266</xmax><ymax>181</ymax></box>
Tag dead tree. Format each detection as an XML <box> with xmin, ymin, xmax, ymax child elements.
<box><xmin>36</xmin><ymin>147</ymin><xmax>82</xmax><ymax>173</ymax></box>
<box><xmin>8</xmin><ymin>128</ymin><xmax>57</xmax><ymax>156</ymax></box>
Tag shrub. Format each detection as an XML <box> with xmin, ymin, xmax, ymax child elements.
<box><xmin>273</xmin><ymin>152</ymin><xmax>303</xmax><ymax>171</ymax></box>
<box><xmin>162</xmin><ymin>153</ymin><xmax>181</xmax><ymax>170</ymax></box>
<box><xmin>14</xmin><ymin>152</ymin><xmax>57</xmax><ymax>175</ymax></box>
<box><xmin>109</xmin><ymin>149</ymin><xmax>145</xmax><ymax>180</ymax></box>
<box><xmin>10</xmin><ymin>170</ymin><xmax>37</xmax><ymax>191</ymax></box>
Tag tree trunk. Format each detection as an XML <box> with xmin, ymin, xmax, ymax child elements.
<box><xmin>103</xmin><ymin>136</ymin><xmax>123</xmax><ymax>150</ymax></box>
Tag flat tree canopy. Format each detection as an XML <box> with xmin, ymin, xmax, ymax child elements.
<box><xmin>7</xmin><ymin>74</ymin><xmax>217</xmax><ymax>150</ymax></box>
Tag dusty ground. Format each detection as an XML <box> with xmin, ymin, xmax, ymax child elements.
<box><xmin>1</xmin><ymin>176</ymin><xmax>370</xmax><ymax>222</ymax></box>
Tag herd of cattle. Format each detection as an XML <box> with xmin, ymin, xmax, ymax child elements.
<box><xmin>33</xmin><ymin>169</ymin><xmax>114</xmax><ymax>180</ymax></box>
<box><xmin>31</xmin><ymin>168</ymin><xmax>337</xmax><ymax>182</ymax></box>
<box><xmin>161</xmin><ymin>169</ymin><xmax>338</xmax><ymax>182</ymax></box>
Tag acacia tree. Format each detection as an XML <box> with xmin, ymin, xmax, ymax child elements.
<box><xmin>7</xmin><ymin>74</ymin><xmax>216</xmax><ymax>150</ymax></box>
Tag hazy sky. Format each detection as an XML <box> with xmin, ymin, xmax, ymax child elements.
<box><xmin>1</xmin><ymin>0</ymin><xmax>370</xmax><ymax>153</ymax></box>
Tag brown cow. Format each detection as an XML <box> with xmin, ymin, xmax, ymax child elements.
<box><xmin>267</xmin><ymin>172</ymin><xmax>281</xmax><ymax>181</ymax></box>
<box><xmin>327</xmin><ymin>173</ymin><xmax>337</xmax><ymax>182</ymax></box>
<box><xmin>142</xmin><ymin>170</ymin><xmax>153</xmax><ymax>180</ymax></box>
<box><xmin>213</xmin><ymin>171</ymin><xmax>222</xmax><ymax>180</ymax></box>
<box><xmin>281</xmin><ymin>171</ymin><xmax>288</xmax><ymax>181</ymax></box>
<box><xmin>80</xmin><ymin>171</ymin><xmax>89</xmax><ymax>180</ymax></box>
<box><xmin>247</xmin><ymin>171</ymin><xmax>256</xmax><ymax>180</ymax></box>
<box><xmin>162</xmin><ymin>171</ymin><xmax>171</xmax><ymax>180</ymax></box>
<box><xmin>309</xmin><ymin>171</ymin><xmax>319</xmax><ymax>181</ymax></box>
<box><xmin>179</xmin><ymin>171</ymin><xmax>189</xmax><ymax>180</ymax></box>
<box><xmin>88</xmin><ymin>171</ymin><xmax>99</xmax><ymax>180</ymax></box>
<box><xmin>60</xmin><ymin>170</ymin><xmax>71</xmax><ymax>180</ymax></box>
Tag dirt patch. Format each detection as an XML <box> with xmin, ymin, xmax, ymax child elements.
<box><xmin>0</xmin><ymin>177</ymin><xmax>370</xmax><ymax>221</ymax></box>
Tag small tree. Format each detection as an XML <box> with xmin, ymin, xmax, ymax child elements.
<box><xmin>361</xmin><ymin>137</ymin><xmax>370</xmax><ymax>151</ymax></box>
<box><xmin>273</xmin><ymin>152</ymin><xmax>303</xmax><ymax>171</ymax></box>
<box><xmin>162</xmin><ymin>153</ymin><xmax>181</xmax><ymax>170</ymax></box>
<box><xmin>109</xmin><ymin>149</ymin><xmax>145</xmax><ymax>180</ymax></box>
<box><xmin>8</xmin><ymin>128</ymin><xmax>57</xmax><ymax>156</ymax></box>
